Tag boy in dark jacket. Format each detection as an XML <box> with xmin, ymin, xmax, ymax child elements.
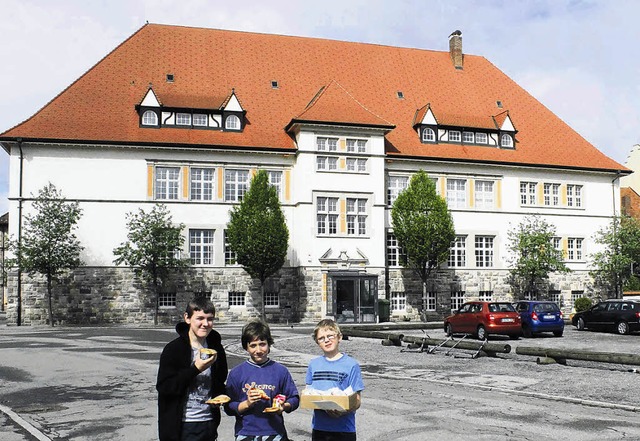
<box><xmin>157</xmin><ymin>297</ymin><xmax>228</xmax><ymax>441</ymax></box>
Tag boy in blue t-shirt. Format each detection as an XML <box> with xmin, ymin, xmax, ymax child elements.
<box><xmin>225</xmin><ymin>320</ymin><xmax>299</xmax><ymax>441</ymax></box>
<box><xmin>305</xmin><ymin>319</ymin><xmax>364</xmax><ymax>441</ymax></box>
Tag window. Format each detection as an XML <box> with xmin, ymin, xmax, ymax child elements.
<box><xmin>475</xmin><ymin>236</ymin><xmax>494</xmax><ymax>267</ymax></box>
<box><xmin>357</xmin><ymin>159</ymin><xmax>367</xmax><ymax>172</ymax></box>
<box><xmin>193</xmin><ymin>114</ymin><xmax>208</xmax><ymax>126</ymax></box>
<box><xmin>478</xmin><ymin>291</ymin><xmax>493</xmax><ymax>302</ymax></box>
<box><xmin>317</xmin><ymin>197</ymin><xmax>339</xmax><ymax>235</ymax></box>
<box><xmin>328</xmin><ymin>138</ymin><xmax>338</xmax><ymax>151</ymax></box>
<box><xmin>475</xmin><ymin>132</ymin><xmax>487</xmax><ymax>144</ymax></box>
<box><xmin>346</xmin><ymin>158</ymin><xmax>356</xmax><ymax>171</ymax></box>
<box><xmin>159</xmin><ymin>291</ymin><xmax>177</xmax><ymax>308</ymax></box>
<box><xmin>225</xmin><ymin>114</ymin><xmax>241</xmax><ymax>130</ymax></box>
<box><xmin>570</xmin><ymin>290</ymin><xmax>584</xmax><ymax>306</ymax></box>
<box><xmin>328</xmin><ymin>157</ymin><xmax>338</xmax><ymax>170</ymax></box>
<box><xmin>449</xmin><ymin>130</ymin><xmax>461</xmax><ymax>142</ymax></box>
<box><xmin>422</xmin><ymin>128</ymin><xmax>436</xmax><ymax>142</ymax></box>
<box><xmin>346</xmin><ymin>139</ymin><xmax>356</xmax><ymax>152</ymax></box>
<box><xmin>264</xmin><ymin>291</ymin><xmax>279</xmax><ymax>308</ymax></box>
<box><xmin>346</xmin><ymin>198</ymin><xmax>367</xmax><ymax>235</ymax></box>
<box><xmin>156</xmin><ymin>167</ymin><xmax>180</xmax><ymax>200</ymax></box>
<box><xmin>317</xmin><ymin>156</ymin><xmax>327</xmax><ymax>170</ymax></box>
<box><xmin>567</xmin><ymin>238</ymin><xmax>583</xmax><ymax>261</ymax></box>
<box><xmin>386</xmin><ymin>232</ymin><xmax>406</xmax><ymax>267</ymax></box>
<box><xmin>346</xmin><ymin>158</ymin><xmax>367</xmax><ymax>173</ymax></box>
<box><xmin>176</xmin><ymin>113</ymin><xmax>191</xmax><ymax>126</ymax></box>
<box><xmin>189</xmin><ymin>229</ymin><xmax>214</xmax><ymax>265</ymax></box>
<box><xmin>500</xmin><ymin>134</ymin><xmax>513</xmax><ymax>147</ymax></box>
<box><xmin>224</xmin><ymin>230</ymin><xmax>237</xmax><ymax>265</ymax></box>
<box><xmin>190</xmin><ymin>168</ymin><xmax>214</xmax><ymax>201</ymax></box>
<box><xmin>462</xmin><ymin>132</ymin><xmax>474</xmax><ymax>143</ymax></box>
<box><xmin>316</xmin><ymin>137</ymin><xmax>338</xmax><ymax>151</ymax></box>
<box><xmin>193</xmin><ymin>291</ymin><xmax>210</xmax><ymax>300</ymax></box>
<box><xmin>550</xmin><ymin>290</ymin><xmax>562</xmax><ymax>307</ymax></box>
<box><xmin>142</xmin><ymin>110</ymin><xmax>158</xmax><ymax>126</ymax></box>
<box><xmin>543</xmin><ymin>183</ymin><xmax>560</xmax><ymax>206</ymax></box>
<box><xmin>474</xmin><ymin>180</ymin><xmax>494</xmax><ymax>209</ymax></box>
<box><xmin>228</xmin><ymin>291</ymin><xmax>246</xmax><ymax>307</ymax></box>
<box><xmin>567</xmin><ymin>184</ymin><xmax>583</xmax><ymax>207</ymax></box>
<box><xmin>423</xmin><ymin>291</ymin><xmax>437</xmax><ymax>311</ymax></box>
<box><xmin>451</xmin><ymin>291</ymin><xmax>465</xmax><ymax>312</ymax></box>
<box><xmin>267</xmin><ymin>170</ymin><xmax>283</xmax><ymax>199</ymax></box>
<box><xmin>387</xmin><ymin>176</ymin><xmax>408</xmax><ymax>205</ymax></box>
<box><xmin>552</xmin><ymin>237</ymin><xmax>562</xmax><ymax>253</ymax></box>
<box><xmin>391</xmin><ymin>292</ymin><xmax>406</xmax><ymax>311</ymax></box>
<box><xmin>448</xmin><ymin>236</ymin><xmax>466</xmax><ymax>267</ymax></box>
<box><xmin>446</xmin><ymin>179</ymin><xmax>467</xmax><ymax>209</ymax></box>
<box><xmin>224</xmin><ymin>169</ymin><xmax>249</xmax><ymax>202</ymax></box>
<box><xmin>357</xmin><ymin>140</ymin><xmax>366</xmax><ymax>153</ymax></box>
<box><xmin>520</xmin><ymin>182</ymin><xmax>537</xmax><ymax>205</ymax></box>
<box><xmin>317</xmin><ymin>137</ymin><xmax>327</xmax><ymax>151</ymax></box>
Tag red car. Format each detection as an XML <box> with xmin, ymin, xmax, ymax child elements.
<box><xmin>444</xmin><ymin>301</ymin><xmax>522</xmax><ymax>340</ymax></box>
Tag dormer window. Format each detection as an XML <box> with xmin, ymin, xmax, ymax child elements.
<box><xmin>449</xmin><ymin>130</ymin><xmax>461</xmax><ymax>142</ymax></box>
<box><xmin>225</xmin><ymin>114</ymin><xmax>241</xmax><ymax>130</ymax></box>
<box><xmin>142</xmin><ymin>110</ymin><xmax>158</xmax><ymax>126</ymax></box>
<box><xmin>500</xmin><ymin>134</ymin><xmax>513</xmax><ymax>148</ymax></box>
<box><xmin>176</xmin><ymin>113</ymin><xmax>192</xmax><ymax>126</ymax></box>
<box><xmin>462</xmin><ymin>131</ymin><xmax>474</xmax><ymax>143</ymax></box>
<box><xmin>193</xmin><ymin>114</ymin><xmax>208</xmax><ymax>127</ymax></box>
<box><xmin>475</xmin><ymin>133</ymin><xmax>488</xmax><ymax>144</ymax></box>
<box><xmin>422</xmin><ymin>128</ymin><xmax>435</xmax><ymax>142</ymax></box>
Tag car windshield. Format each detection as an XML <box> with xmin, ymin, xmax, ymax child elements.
<box><xmin>488</xmin><ymin>303</ymin><xmax>515</xmax><ymax>312</ymax></box>
<box><xmin>533</xmin><ymin>303</ymin><xmax>559</xmax><ymax>313</ymax></box>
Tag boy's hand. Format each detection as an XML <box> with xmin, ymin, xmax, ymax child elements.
<box><xmin>325</xmin><ymin>409</ymin><xmax>348</xmax><ymax>418</ymax></box>
<box><xmin>194</xmin><ymin>353</ymin><xmax>217</xmax><ymax>371</ymax></box>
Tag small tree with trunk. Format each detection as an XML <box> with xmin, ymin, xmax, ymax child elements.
<box><xmin>590</xmin><ymin>215</ymin><xmax>640</xmax><ymax>298</ymax></box>
<box><xmin>226</xmin><ymin>170</ymin><xmax>289</xmax><ymax>322</ymax></box>
<box><xmin>113</xmin><ymin>204</ymin><xmax>188</xmax><ymax>324</ymax></box>
<box><xmin>13</xmin><ymin>183</ymin><xmax>83</xmax><ymax>326</ymax></box>
<box><xmin>391</xmin><ymin>170</ymin><xmax>455</xmax><ymax>305</ymax></box>
<box><xmin>507</xmin><ymin>215</ymin><xmax>569</xmax><ymax>298</ymax></box>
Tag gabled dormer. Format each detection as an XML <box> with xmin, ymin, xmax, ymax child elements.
<box><xmin>135</xmin><ymin>86</ymin><xmax>246</xmax><ymax>132</ymax></box>
<box><xmin>220</xmin><ymin>89</ymin><xmax>246</xmax><ymax>132</ymax></box>
<box><xmin>415</xmin><ymin>103</ymin><xmax>518</xmax><ymax>149</ymax></box>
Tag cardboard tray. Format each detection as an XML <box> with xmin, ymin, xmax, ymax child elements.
<box><xmin>300</xmin><ymin>392</ymin><xmax>358</xmax><ymax>411</ymax></box>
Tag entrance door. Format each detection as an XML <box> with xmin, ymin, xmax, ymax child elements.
<box><xmin>334</xmin><ymin>277</ymin><xmax>377</xmax><ymax>323</ymax></box>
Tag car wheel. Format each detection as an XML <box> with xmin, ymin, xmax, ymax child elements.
<box><xmin>445</xmin><ymin>323</ymin><xmax>453</xmax><ymax>336</ymax></box>
<box><xmin>553</xmin><ymin>330</ymin><xmax>564</xmax><ymax>337</ymax></box>
<box><xmin>522</xmin><ymin>325</ymin><xmax>532</xmax><ymax>338</ymax></box>
<box><xmin>617</xmin><ymin>321</ymin><xmax>630</xmax><ymax>335</ymax></box>
<box><xmin>576</xmin><ymin>317</ymin><xmax>585</xmax><ymax>331</ymax></box>
<box><xmin>477</xmin><ymin>325</ymin><xmax>487</xmax><ymax>340</ymax></box>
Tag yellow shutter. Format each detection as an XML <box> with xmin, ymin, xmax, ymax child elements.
<box><xmin>468</xmin><ymin>179</ymin><xmax>475</xmax><ymax>208</ymax></box>
<box><xmin>217</xmin><ymin>167</ymin><xmax>224</xmax><ymax>200</ymax></box>
<box><xmin>496</xmin><ymin>180</ymin><xmax>502</xmax><ymax>209</ymax></box>
<box><xmin>182</xmin><ymin>166</ymin><xmax>189</xmax><ymax>199</ymax></box>
<box><xmin>561</xmin><ymin>184</ymin><xmax>567</xmax><ymax>206</ymax></box>
<box><xmin>537</xmin><ymin>182</ymin><xmax>544</xmax><ymax>205</ymax></box>
<box><xmin>147</xmin><ymin>165</ymin><xmax>154</xmax><ymax>198</ymax></box>
<box><xmin>440</xmin><ymin>178</ymin><xmax>446</xmax><ymax>197</ymax></box>
<box><xmin>339</xmin><ymin>158</ymin><xmax>346</xmax><ymax>170</ymax></box>
<box><xmin>562</xmin><ymin>237</ymin><xmax>568</xmax><ymax>259</ymax></box>
<box><xmin>340</xmin><ymin>139</ymin><xmax>346</xmax><ymax>151</ymax></box>
<box><xmin>284</xmin><ymin>170</ymin><xmax>291</xmax><ymax>202</ymax></box>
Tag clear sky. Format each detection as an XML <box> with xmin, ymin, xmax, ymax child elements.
<box><xmin>1</xmin><ymin>0</ymin><xmax>639</xmax><ymax>215</ymax></box>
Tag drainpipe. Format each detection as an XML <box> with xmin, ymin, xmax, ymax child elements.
<box><xmin>612</xmin><ymin>171</ymin><xmax>621</xmax><ymax>299</ymax></box>
<box><xmin>17</xmin><ymin>139</ymin><xmax>23</xmax><ymax>325</ymax></box>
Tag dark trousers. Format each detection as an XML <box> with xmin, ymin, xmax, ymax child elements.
<box><xmin>180</xmin><ymin>420</ymin><xmax>218</xmax><ymax>441</ymax></box>
<box><xmin>312</xmin><ymin>429</ymin><xmax>356</xmax><ymax>441</ymax></box>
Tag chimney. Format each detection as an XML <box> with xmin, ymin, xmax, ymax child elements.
<box><xmin>449</xmin><ymin>30</ymin><xmax>463</xmax><ymax>70</ymax></box>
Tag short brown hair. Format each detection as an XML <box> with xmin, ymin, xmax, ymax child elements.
<box><xmin>185</xmin><ymin>297</ymin><xmax>216</xmax><ymax>318</ymax></box>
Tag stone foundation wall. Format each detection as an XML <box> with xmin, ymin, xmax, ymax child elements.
<box><xmin>4</xmin><ymin>265</ymin><xmax>605</xmax><ymax>326</ymax></box>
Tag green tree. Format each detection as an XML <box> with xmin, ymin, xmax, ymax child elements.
<box><xmin>113</xmin><ymin>204</ymin><xmax>188</xmax><ymax>325</ymax></box>
<box><xmin>13</xmin><ymin>183</ymin><xmax>84</xmax><ymax>326</ymax></box>
<box><xmin>391</xmin><ymin>170</ymin><xmax>455</xmax><ymax>301</ymax></box>
<box><xmin>226</xmin><ymin>170</ymin><xmax>289</xmax><ymax>322</ymax></box>
<box><xmin>507</xmin><ymin>215</ymin><xmax>569</xmax><ymax>298</ymax></box>
<box><xmin>590</xmin><ymin>215</ymin><xmax>640</xmax><ymax>298</ymax></box>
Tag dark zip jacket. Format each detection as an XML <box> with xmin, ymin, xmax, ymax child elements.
<box><xmin>156</xmin><ymin>322</ymin><xmax>228</xmax><ymax>441</ymax></box>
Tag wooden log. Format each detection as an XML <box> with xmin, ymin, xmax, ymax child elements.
<box><xmin>341</xmin><ymin>329</ymin><xmax>404</xmax><ymax>343</ymax></box>
<box><xmin>341</xmin><ymin>323</ymin><xmax>441</xmax><ymax>331</ymax></box>
<box><xmin>516</xmin><ymin>346</ymin><xmax>640</xmax><ymax>366</ymax></box>
<box><xmin>401</xmin><ymin>335</ymin><xmax>511</xmax><ymax>354</ymax></box>
<box><xmin>536</xmin><ymin>356</ymin><xmax>566</xmax><ymax>366</ymax></box>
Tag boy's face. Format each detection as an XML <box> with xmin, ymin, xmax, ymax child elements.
<box><xmin>185</xmin><ymin>310</ymin><xmax>214</xmax><ymax>340</ymax></box>
<box><xmin>246</xmin><ymin>337</ymin><xmax>270</xmax><ymax>364</ymax></box>
<box><xmin>315</xmin><ymin>327</ymin><xmax>341</xmax><ymax>355</ymax></box>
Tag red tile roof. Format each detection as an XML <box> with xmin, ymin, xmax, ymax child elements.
<box><xmin>0</xmin><ymin>23</ymin><xmax>626</xmax><ymax>172</ymax></box>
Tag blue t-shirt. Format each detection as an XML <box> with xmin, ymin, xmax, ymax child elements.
<box><xmin>226</xmin><ymin>359</ymin><xmax>300</xmax><ymax>437</ymax></box>
<box><xmin>305</xmin><ymin>354</ymin><xmax>364</xmax><ymax>433</ymax></box>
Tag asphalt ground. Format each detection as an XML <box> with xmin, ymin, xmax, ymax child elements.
<box><xmin>0</xmin><ymin>323</ymin><xmax>639</xmax><ymax>440</ymax></box>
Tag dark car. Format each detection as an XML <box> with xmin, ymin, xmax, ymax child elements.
<box><xmin>444</xmin><ymin>301</ymin><xmax>521</xmax><ymax>340</ymax></box>
<box><xmin>513</xmin><ymin>301</ymin><xmax>564</xmax><ymax>337</ymax></box>
<box><xmin>572</xmin><ymin>299</ymin><xmax>640</xmax><ymax>335</ymax></box>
